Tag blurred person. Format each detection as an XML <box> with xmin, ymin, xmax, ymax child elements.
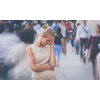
<box><xmin>84</xmin><ymin>25</ymin><xmax>100</xmax><ymax>66</ymax></box>
<box><xmin>48</xmin><ymin>22</ymin><xmax>53</xmax><ymax>29</ymax></box>
<box><xmin>65</xmin><ymin>21</ymin><xmax>72</xmax><ymax>42</ymax></box>
<box><xmin>60</xmin><ymin>22</ymin><xmax>67</xmax><ymax>54</ymax></box>
<box><xmin>34</xmin><ymin>20</ymin><xmax>41</xmax><ymax>33</ymax></box>
<box><xmin>94</xmin><ymin>50</ymin><xmax>100</xmax><ymax>80</ymax></box>
<box><xmin>5</xmin><ymin>29</ymin><xmax>35</xmax><ymax>80</ymax></box>
<box><xmin>74</xmin><ymin>23</ymin><xmax>81</xmax><ymax>54</ymax></box>
<box><xmin>24</xmin><ymin>22</ymin><xmax>33</xmax><ymax>29</ymax></box>
<box><xmin>0</xmin><ymin>24</ymin><xmax>4</xmax><ymax>34</ymax></box>
<box><xmin>52</xmin><ymin>20</ymin><xmax>56</xmax><ymax>28</ymax></box>
<box><xmin>40</xmin><ymin>25</ymin><xmax>48</xmax><ymax>33</ymax></box>
<box><xmin>22</xmin><ymin>20</ymin><xmax>27</xmax><ymax>29</ymax></box>
<box><xmin>54</xmin><ymin>27</ymin><xmax>65</xmax><ymax>67</ymax></box>
<box><xmin>0</xmin><ymin>24</ymin><xmax>21</xmax><ymax>79</ymax></box>
<box><xmin>94</xmin><ymin>55</ymin><xmax>100</xmax><ymax>79</ymax></box>
<box><xmin>24</xmin><ymin>22</ymin><xmax>37</xmax><ymax>42</ymax></box>
<box><xmin>70</xmin><ymin>22</ymin><xmax>77</xmax><ymax>52</ymax></box>
<box><xmin>53</xmin><ymin>21</ymin><xmax>59</xmax><ymax>32</ymax></box>
<box><xmin>27</xmin><ymin>28</ymin><xmax>57</xmax><ymax>80</ymax></box>
<box><xmin>76</xmin><ymin>20</ymin><xmax>92</xmax><ymax>63</ymax></box>
<box><xmin>40</xmin><ymin>20</ymin><xmax>44</xmax><ymax>27</ymax></box>
<box><xmin>0</xmin><ymin>24</ymin><xmax>20</xmax><ymax>64</ymax></box>
<box><xmin>84</xmin><ymin>25</ymin><xmax>100</xmax><ymax>78</ymax></box>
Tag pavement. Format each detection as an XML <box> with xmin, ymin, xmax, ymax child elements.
<box><xmin>55</xmin><ymin>42</ymin><xmax>93</xmax><ymax>80</ymax></box>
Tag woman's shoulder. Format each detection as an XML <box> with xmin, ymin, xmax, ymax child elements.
<box><xmin>91</xmin><ymin>34</ymin><xmax>100</xmax><ymax>38</ymax></box>
<box><xmin>27</xmin><ymin>44</ymin><xmax>35</xmax><ymax>52</ymax></box>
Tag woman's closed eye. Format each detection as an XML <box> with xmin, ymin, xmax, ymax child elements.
<box><xmin>47</xmin><ymin>40</ymin><xmax>51</xmax><ymax>42</ymax></box>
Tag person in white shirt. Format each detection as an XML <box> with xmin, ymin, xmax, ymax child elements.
<box><xmin>34</xmin><ymin>20</ymin><xmax>41</xmax><ymax>33</ymax></box>
<box><xmin>76</xmin><ymin>20</ymin><xmax>92</xmax><ymax>63</ymax></box>
<box><xmin>60</xmin><ymin>22</ymin><xmax>66</xmax><ymax>55</ymax></box>
<box><xmin>60</xmin><ymin>22</ymin><xmax>66</xmax><ymax>38</ymax></box>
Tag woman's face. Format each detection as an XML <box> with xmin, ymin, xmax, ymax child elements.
<box><xmin>95</xmin><ymin>26</ymin><xmax>100</xmax><ymax>34</ymax></box>
<box><xmin>41</xmin><ymin>34</ymin><xmax>54</xmax><ymax>46</ymax></box>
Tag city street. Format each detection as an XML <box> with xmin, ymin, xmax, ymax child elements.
<box><xmin>55</xmin><ymin>42</ymin><xmax>93</xmax><ymax>80</ymax></box>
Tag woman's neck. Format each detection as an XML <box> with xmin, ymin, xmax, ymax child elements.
<box><xmin>37</xmin><ymin>40</ymin><xmax>45</xmax><ymax>48</ymax></box>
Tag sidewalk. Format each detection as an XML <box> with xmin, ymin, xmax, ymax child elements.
<box><xmin>55</xmin><ymin>42</ymin><xmax>93</xmax><ymax>80</ymax></box>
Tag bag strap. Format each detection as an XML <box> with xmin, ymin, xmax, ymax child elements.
<box><xmin>81</xmin><ymin>26</ymin><xmax>88</xmax><ymax>35</ymax></box>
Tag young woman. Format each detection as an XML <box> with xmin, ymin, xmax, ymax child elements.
<box><xmin>27</xmin><ymin>28</ymin><xmax>57</xmax><ymax>80</ymax></box>
<box><xmin>84</xmin><ymin>25</ymin><xmax>100</xmax><ymax>66</ymax></box>
<box><xmin>54</xmin><ymin>27</ymin><xmax>65</xmax><ymax>67</ymax></box>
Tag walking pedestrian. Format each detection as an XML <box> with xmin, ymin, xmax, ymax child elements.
<box><xmin>76</xmin><ymin>20</ymin><xmax>92</xmax><ymax>63</ymax></box>
<box><xmin>84</xmin><ymin>25</ymin><xmax>100</xmax><ymax>78</ymax></box>
<box><xmin>70</xmin><ymin>21</ymin><xmax>77</xmax><ymax>52</ymax></box>
<box><xmin>54</xmin><ymin>27</ymin><xmax>65</xmax><ymax>67</ymax></box>
<box><xmin>84</xmin><ymin>25</ymin><xmax>100</xmax><ymax>66</ymax></box>
<box><xmin>34</xmin><ymin>20</ymin><xmax>41</xmax><ymax>33</ymax></box>
<box><xmin>6</xmin><ymin>29</ymin><xmax>35</xmax><ymax>80</ymax></box>
<box><xmin>53</xmin><ymin>21</ymin><xmax>59</xmax><ymax>32</ymax></box>
<box><xmin>74</xmin><ymin>23</ymin><xmax>80</xmax><ymax>54</ymax></box>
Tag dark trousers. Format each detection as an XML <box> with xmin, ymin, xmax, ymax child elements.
<box><xmin>80</xmin><ymin>38</ymin><xmax>88</xmax><ymax>58</ymax></box>
<box><xmin>90</xmin><ymin>54</ymin><xmax>97</xmax><ymax>66</ymax></box>
<box><xmin>75</xmin><ymin>42</ymin><xmax>79</xmax><ymax>53</ymax></box>
<box><xmin>0</xmin><ymin>63</ymin><xmax>12</xmax><ymax>80</ymax></box>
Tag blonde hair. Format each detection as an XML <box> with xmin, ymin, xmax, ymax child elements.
<box><xmin>43</xmin><ymin>27</ymin><xmax>55</xmax><ymax>37</ymax></box>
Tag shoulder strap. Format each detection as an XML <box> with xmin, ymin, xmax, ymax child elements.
<box><xmin>81</xmin><ymin>26</ymin><xmax>88</xmax><ymax>35</ymax></box>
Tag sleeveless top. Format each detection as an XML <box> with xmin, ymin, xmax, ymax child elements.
<box><xmin>30</xmin><ymin>44</ymin><xmax>56</xmax><ymax>80</ymax></box>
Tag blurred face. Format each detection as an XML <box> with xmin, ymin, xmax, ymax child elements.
<box><xmin>82</xmin><ymin>20</ymin><xmax>87</xmax><ymax>25</ymax></box>
<box><xmin>61</xmin><ymin>23</ymin><xmax>63</xmax><ymax>26</ymax></box>
<box><xmin>72</xmin><ymin>23</ymin><xmax>75</xmax><ymax>27</ymax></box>
<box><xmin>70</xmin><ymin>21</ymin><xmax>73</xmax><ymax>25</ymax></box>
<box><xmin>41</xmin><ymin>34</ymin><xmax>55</xmax><ymax>46</ymax></box>
<box><xmin>95</xmin><ymin>25</ymin><xmax>100</xmax><ymax>34</ymax></box>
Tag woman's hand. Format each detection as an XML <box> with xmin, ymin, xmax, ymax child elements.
<box><xmin>50</xmin><ymin>38</ymin><xmax>54</xmax><ymax>48</ymax></box>
<box><xmin>84</xmin><ymin>53</ymin><xmax>88</xmax><ymax>59</ymax></box>
<box><xmin>50</xmin><ymin>67</ymin><xmax>55</xmax><ymax>71</ymax></box>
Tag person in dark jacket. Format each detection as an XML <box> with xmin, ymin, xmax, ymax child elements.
<box><xmin>84</xmin><ymin>25</ymin><xmax>100</xmax><ymax>66</ymax></box>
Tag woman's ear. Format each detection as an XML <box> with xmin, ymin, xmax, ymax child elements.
<box><xmin>41</xmin><ymin>34</ymin><xmax>43</xmax><ymax>39</ymax></box>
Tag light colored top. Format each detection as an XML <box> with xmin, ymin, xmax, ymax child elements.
<box><xmin>30</xmin><ymin>44</ymin><xmax>56</xmax><ymax>80</ymax></box>
<box><xmin>5</xmin><ymin>42</ymin><xmax>32</xmax><ymax>80</ymax></box>
<box><xmin>34</xmin><ymin>24</ymin><xmax>41</xmax><ymax>33</ymax></box>
<box><xmin>60</xmin><ymin>26</ymin><xmax>66</xmax><ymax>37</ymax></box>
<box><xmin>0</xmin><ymin>33</ymin><xmax>21</xmax><ymax>63</ymax></box>
<box><xmin>76</xmin><ymin>23</ymin><xmax>92</xmax><ymax>40</ymax></box>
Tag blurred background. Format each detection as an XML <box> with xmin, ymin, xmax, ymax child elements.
<box><xmin>0</xmin><ymin>20</ymin><xmax>100</xmax><ymax>80</ymax></box>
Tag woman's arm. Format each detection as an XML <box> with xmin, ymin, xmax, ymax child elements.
<box><xmin>86</xmin><ymin>35</ymin><xmax>92</xmax><ymax>52</ymax></box>
<box><xmin>50</xmin><ymin>38</ymin><xmax>56</xmax><ymax>67</ymax></box>
<box><xmin>84</xmin><ymin>35</ymin><xmax>92</xmax><ymax>59</ymax></box>
<box><xmin>27</xmin><ymin>46</ymin><xmax>52</xmax><ymax>72</ymax></box>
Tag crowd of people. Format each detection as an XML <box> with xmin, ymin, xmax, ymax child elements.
<box><xmin>0</xmin><ymin>20</ymin><xmax>100</xmax><ymax>80</ymax></box>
